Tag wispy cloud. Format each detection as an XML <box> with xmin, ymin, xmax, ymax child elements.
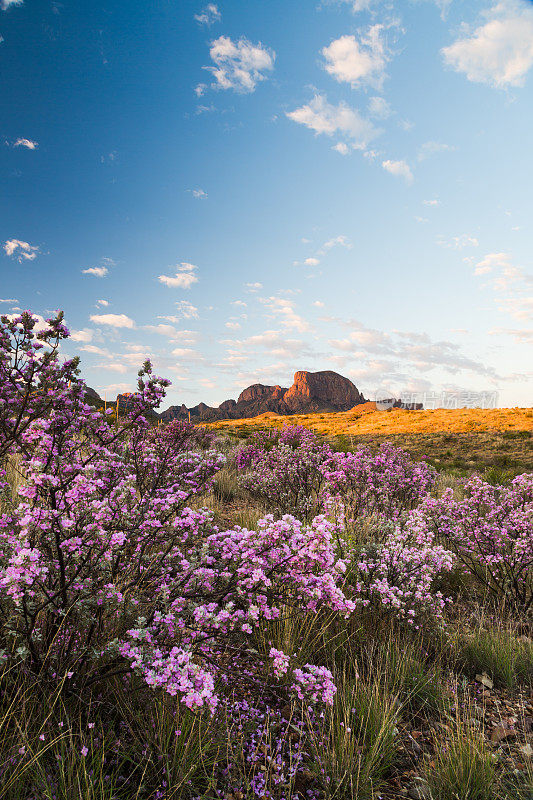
<box><xmin>194</xmin><ymin>3</ymin><xmax>221</xmax><ymax>25</ymax></box>
<box><xmin>158</xmin><ymin>263</ymin><xmax>198</xmax><ymax>289</ymax></box>
<box><xmin>4</xmin><ymin>239</ymin><xmax>39</xmax><ymax>261</ymax></box>
<box><xmin>200</xmin><ymin>35</ymin><xmax>275</xmax><ymax>93</ymax></box>
<box><xmin>417</xmin><ymin>141</ymin><xmax>455</xmax><ymax>161</ymax></box>
<box><xmin>13</xmin><ymin>138</ymin><xmax>38</xmax><ymax>150</ymax></box>
<box><xmin>1</xmin><ymin>0</ymin><xmax>24</xmax><ymax>10</ymax></box>
<box><xmin>188</xmin><ymin>188</ymin><xmax>207</xmax><ymax>199</ymax></box>
<box><xmin>287</xmin><ymin>94</ymin><xmax>378</xmax><ymax>150</ymax></box>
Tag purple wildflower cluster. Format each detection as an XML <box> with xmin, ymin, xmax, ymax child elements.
<box><xmin>319</xmin><ymin>442</ymin><xmax>438</xmax><ymax>530</ymax></box>
<box><xmin>0</xmin><ymin>312</ymin><xmax>353</xmax><ymax>718</ymax></box>
<box><xmin>413</xmin><ymin>473</ymin><xmax>533</xmax><ymax>611</ymax></box>
<box><xmin>236</xmin><ymin>425</ymin><xmax>332</xmax><ymax>521</ymax></box>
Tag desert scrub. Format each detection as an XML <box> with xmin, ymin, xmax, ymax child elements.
<box><xmin>457</xmin><ymin>625</ymin><xmax>533</xmax><ymax>688</ymax></box>
<box><xmin>309</xmin><ymin>671</ymin><xmax>400</xmax><ymax>800</ymax></box>
<box><xmin>424</xmin><ymin>711</ymin><xmax>497</xmax><ymax>800</ymax></box>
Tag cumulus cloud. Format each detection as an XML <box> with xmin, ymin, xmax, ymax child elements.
<box><xmin>286</xmin><ymin>94</ymin><xmax>378</xmax><ymax>150</ymax></box>
<box><xmin>194</xmin><ymin>3</ymin><xmax>221</xmax><ymax>25</ymax></box>
<box><xmin>4</xmin><ymin>239</ymin><xmax>39</xmax><ymax>261</ymax></box>
<box><xmin>158</xmin><ymin>263</ymin><xmax>198</xmax><ymax>289</ymax></box>
<box><xmin>89</xmin><ymin>313</ymin><xmax>135</xmax><ymax>328</ymax></box>
<box><xmin>70</xmin><ymin>329</ymin><xmax>94</xmax><ymax>343</ymax></box>
<box><xmin>382</xmin><ymin>159</ymin><xmax>413</xmax><ymax>183</ymax></box>
<box><xmin>322</xmin><ymin>26</ymin><xmax>390</xmax><ymax>89</ymax></box>
<box><xmin>442</xmin><ymin>0</ymin><xmax>533</xmax><ymax>88</ymax></box>
<box><xmin>13</xmin><ymin>138</ymin><xmax>38</xmax><ymax>149</ymax></box>
<box><xmin>82</xmin><ymin>266</ymin><xmax>108</xmax><ymax>278</ymax></box>
<box><xmin>201</xmin><ymin>35</ymin><xmax>275</xmax><ymax>93</ymax></box>
<box><xmin>96</xmin><ymin>299</ymin><xmax>109</xmax><ymax>307</ymax></box>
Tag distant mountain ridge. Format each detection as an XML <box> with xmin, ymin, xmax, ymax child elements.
<box><xmin>160</xmin><ymin>370</ymin><xmax>366</xmax><ymax>422</ymax></box>
<box><xmin>87</xmin><ymin>369</ymin><xmax>367</xmax><ymax>422</ymax></box>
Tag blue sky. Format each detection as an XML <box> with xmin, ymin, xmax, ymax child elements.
<box><xmin>1</xmin><ymin>0</ymin><xmax>532</xmax><ymax>408</ymax></box>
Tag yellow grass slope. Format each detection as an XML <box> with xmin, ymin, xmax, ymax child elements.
<box><xmin>207</xmin><ymin>405</ymin><xmax>533</xmax><ymax>437</ymax></box>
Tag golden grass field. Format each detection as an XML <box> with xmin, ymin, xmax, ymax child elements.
<box><xmin>207</xmin><ymin>403</ymin><xmax>533</xmax><ymax>437</ymax></box>
<box><xmin>207</xmin><ymin>404</ymin><xmax>533</xmax><ymax>475</ymax></box>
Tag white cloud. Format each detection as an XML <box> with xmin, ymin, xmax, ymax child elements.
<box><xmin>333</xmin><ymin>142</ymin><xmax>350</xmax><ymax>155</ymax></box>
<box><xmin>321</xmin><ymin>235</ymin><xmax>352</xmax><ymax>252</ymax></box>
<box><xmin>304</xmin><ymin>257</ymin><xmax>320</xmax><ymax>266</ymax></box>
<box><xmin>475</xmin><ymin>252</ymin><xmax>511</xmax><ymax>275</ymax></box>
<box><xmin>231</xmin><ymin>300</ymin><xmax>247</xmax><ymax>307</ymax></box>
<box><xmin>418</xmin><ymin>141</ymin><xmax>455</xmax><ymax>161</ymax></box>
<box><xmin>442</xmin><ymin>0</ymin><xmax>533</xmax><ymax>88</ymax></box>
<box><xmin>70</xmin><ymin>328</ymin><xmax>94</xmax><ymax>343</ymax></box>
<box><xmin>98</xmin><ymin>362</ymin><xmax>129</xmax><ymax>373</ymax></box>
<box><xmin>80</xmin><ymin>344</ymin><xmax>108</xmax><ymax>355</ymax></box>
<box><xmin>260</xmin><ymin>296</ymin><xmax>310</xmax><ymax>332</ymax></box>
<box><xmin>489</xmin><ymin>327</ymin><xmax>533</xmax><ymax>343</ymax></box>
<box><xmin>368</xmin><ymin>96</ymin><xmax>391</xmax><ymax>118</ymax></box>
<box><xmin>89</xmin><ymin>314</ymin><xmax>135</xmax><ymax>328</ymax></box>
<box><xmin>96</xmin><ymin>299</ymin><xmax>109</xmax><ymax>307</ymax></box>
<box><xmin>104</xmin><ymin>382</ymin><xmax>131</xmax><ymax>394</ymax></box>
<box><xmin>194</xmin><ymin>3</ymin><xmax>221</xmax><ymax>25</ymax></box>
<box><xmin>0</xmin><ymin>297</ymin><xmax>18</xmax><ymax>303</ymax></box>
<box><xmin>439</xmin><ymin>234</ymin><xmax>479</xmax><ymax>249</ymax></box>
<box><xmin>13</xmin><ymin>138</ymin><xmax>38</xmax><ymax>149</ymax></box>
<box><xmin>171</xmin><ymin>347</ymin><xmax>203</xmax><ymax>360</ymax></box>
<box><xmin>245</xmin><ymin>282</ymin><xmax>263</xmax><ymax>292</ymax></box>
<box><xmin>145</xmin><ymin>324</ymin><xmax>199</xmax><ymax>344</ymax></box>
<box><xmin>423</xmin><ymin>199</ymin><xmax>440</xmax><ymax>206</ymax></box>
<box><xmin>190</xmin><ymin>188</ymin><xmax>207</xmax><ymax>199</ymax></box>
<box><xmin>286</xmin><ymin>94</ymin><xmax>378</xmax><ymax>150</ymax></box>
<box><xmin>313</xmin><ymin>300</ymin><xmax>325</xmax><ymax>307</ymax></box>
<box><xmin>322</xmin><ymin>27</ymin><xmax>389</xmax><ymax>89</ymax></box>
<box><xmin>225</xmin><ymin>321</ymin><xmax>241</xmax><ymax>330</ymax></box>
<box><xmin>382</xmin><ymin>159</ymin><xmax>413</xmax><ymax>183</ymax></box>
<box><xmin>158</xmin><ymin>263</ymin><xmax>198</xmax><ymax>289</ymax></box>
<box><xmin>1</xmin><ymin>0</ymin><xmax>23</xmax><ymax>9</ymax></box>
<box><xmin>174</xmin><ymin>300</ymin><xmax>199</xmax><ymax>319</ymax></box>
<box><xmin>203</xmin><ymin>35</ymin><xmax>275</xmax><ymax>93</ymax></box>
<box><xmin>499</xmin><ymin>296</ymin><xmax>533</xmax><ymax>320</ymax></box>
<box><xmin>4</xmin><ymin>239</ymin><xmax>39</xmax><ymax>261</ymax></box>
<box><xmin>82</xmin><ymin>266</ymin><xmax>108</xmax><ymax>278</ymax></box>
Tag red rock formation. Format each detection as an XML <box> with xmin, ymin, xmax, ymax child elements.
<box><xmin>283</xmin><ymin>370</ymin><xmax>364</xmax><ymax>412</ymax></box>
<box><xmin>160</xmin><ymin>370</ymin><xmax>365</xmax><ymax>422</ymax></box>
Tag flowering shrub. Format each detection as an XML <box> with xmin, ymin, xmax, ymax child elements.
<box><xmin>414</xmin><ymin>473</ymin><xmax>533</xmax><ymax>611</ymax></box>
<box><xmin>319</xmin><ymin>443</ymin><xmax>437</xmax><ymax>531</ymax></box>
<box><xmin>236</xmin><ymin>426</ymin><xmax>332</xmax><ymax>521</ymax></box>
<box><xmin>350</xmin><ymin>521</ymin><xmax>454</xmax><ymax>624</ymax></box>
<box><xmin>0</xmin><ymin>312</ymin><xmax>354</xmax><ymax>720</ymax></box>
